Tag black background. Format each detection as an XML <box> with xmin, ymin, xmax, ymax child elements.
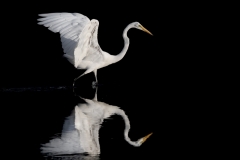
<box><xmin>0</xmin><ymin>1</ymin><xmax>213</xmax><ymax>159</ymax></box>
<box><xmin>0</xmin><ymin>1</ymin><xmax>209</xmax><ymax>88</ymax></box>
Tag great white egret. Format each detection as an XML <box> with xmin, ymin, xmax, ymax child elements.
<box><xmin>37</xmin><ymin>12</ymin><xmax>153</xmax><ymax>87</ymax></box>
<box><xmin>41</xmin><ymin>88</ymin><xmax>152</xmax><ymax>155</ymax></box>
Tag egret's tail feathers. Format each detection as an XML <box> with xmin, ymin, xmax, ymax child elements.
<box><xmin>63</xmin><ymin>54</ymin><xmax>74</xmax><ymax>65</ymax></box>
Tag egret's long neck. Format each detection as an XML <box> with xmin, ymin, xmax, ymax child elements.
<box><xmin>112</xmin><ymin>25</ymin><xmax>131</xmax><ymax>63</ymax></box>
<box><xmin>115</xmin><ymin>109</ymin><xmax>139</xmax><ymax>147</ymax></box>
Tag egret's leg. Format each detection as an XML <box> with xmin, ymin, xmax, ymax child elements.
<box><xmin>78</xmin><ymin>96</ymin><xmax>84</xmax><ymax>100</ymax></box>
<box><xmin>92</xmin><ymin>70</ymin><xmax>98</xmax><ymax>89</ymax></box>
<box><xmin>73</xmin><ymin>73</ymin><xmax>85</xmax><ymax>87</ymax></box>
<box><xmin>93</xmin><ymin>86</ymin><xmax>98</xmax><ymax>101</ymax></box>
<box><xmin>94</xmin><ymin>70</ymin><xmax>98</xmax><ymax>82</ymax></box>
<box><xmin>73</xmin><ymin>69</ymin><xmax>93</xmax><ymax>87</ymax></box>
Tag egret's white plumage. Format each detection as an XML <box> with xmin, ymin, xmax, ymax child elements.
<box><xmin>37</xmin><ymin>12</ymin><xmax>152</xmax><ymax>86</ymax></box>
<box><xmin>40</xmin><ymin>89</ymin><xmax>152</xmax><ymax>155</ymax></box>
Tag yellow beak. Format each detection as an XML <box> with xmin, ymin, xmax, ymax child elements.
<box><xmin>139</xmin><ymin>25</ymin><xmax>153</xmax><ymax>36</ymax></box>
<box><xmin>141</xmin><ymin>132</ymin><xmax>153</xmax><ymax>143</ymax></box>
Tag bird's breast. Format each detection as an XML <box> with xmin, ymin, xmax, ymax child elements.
<box><xmin>76</xmin><ymin>61</ymin><xmax>94</xmax><ymax>69</ymax></box>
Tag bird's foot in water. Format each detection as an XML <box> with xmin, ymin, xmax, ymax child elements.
<box><xmin>92</xmin><ymin>81</ymin><xmax>98</xmax><ymax>89</ymax></box>
<box><xmin>73</xmin><ymin>80</ymin><xmax>77</xmax><ymax>88</ymax></box>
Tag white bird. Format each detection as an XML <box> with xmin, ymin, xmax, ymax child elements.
<box><xmin>40</xmin><ymin>88</ymin><xmax>152</xmax><ymax>155</ymax></box>
<box><xmin>37</xmin><ymin>12</ymin><xmax>153</xmax><ymax>87</ymax></box>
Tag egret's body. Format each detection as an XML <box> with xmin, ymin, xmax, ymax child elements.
<box><xmin>41</xmin><ymin>89</ymin><xmax>152</xmax><ymax>155</ymax></box>
<box><xmin>37</xmin><ymin>12</ymin><xmax>152</xmax><ymax>87</ymax></box>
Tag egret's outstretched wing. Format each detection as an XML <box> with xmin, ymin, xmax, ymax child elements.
<box><xmin>74</xmin><ymin>19</ymin><xmax>104</xmax><ymax>66</ymax></box>
<box><xmin>38</xmin><ymin>13</ymin><xmax>103</xmax><ymax>68</ymax></box>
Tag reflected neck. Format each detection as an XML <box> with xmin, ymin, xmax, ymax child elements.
<box><xmin>115</xmin><ymin>109</ymin><xmax>139</xmax><ymax>147</ymax></box>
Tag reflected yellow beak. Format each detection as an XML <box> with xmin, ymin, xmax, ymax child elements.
<box><xmin>141</xmin><ymin>132</ymin><xmax>153</xmax><ymax>143</ymax></box>
<box><xmin>139</xmin><ymin>25</ymin><xmax>153</xmax><ymax>36</ymax></box>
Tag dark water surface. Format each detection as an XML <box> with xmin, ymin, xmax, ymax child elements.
<box><xmin>1</xmin><ymin>84</ymin><xmax>164</xmax><ymax>160</ymax></box>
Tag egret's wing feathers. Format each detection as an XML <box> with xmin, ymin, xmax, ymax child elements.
<box><xmin>38</xmin><ymin>13</ymin><xmax>104</xmax><ymax>68</ymax></box>
<box><xmin>74</xmin><ymin>20</ymin><xmax>103</xmax><ymax>66</ymax></box>
<box><xmin>81</xmin><ymin>20</ymin><xmax>104</xmax><ymax>63</ymax></box>
<box><xmin>37</xmin><ymin>13</ymin><xmax>91</xmax><ymax>67</ymax></box>
<box><xmin>41</xmin><ymin>107</ymin><xmax>84</xmax><ymax>155</ymax></box>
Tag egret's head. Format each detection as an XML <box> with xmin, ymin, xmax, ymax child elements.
<box><xmin>132</xmin><ymin>22</ymin><xmax>153</xmax><ymax>36</ymax></box>
<box><xmin>135</xmin><ymin>132</ymin><xmax>153</xmax><ymax>146</ymax></box>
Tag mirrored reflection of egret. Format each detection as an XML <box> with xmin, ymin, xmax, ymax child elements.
<box><xmin>37</xmin><ymin>12</ymin><xmax>153</xmax><ymax>88</ymax></box>
<box><xmin>41</xmin><ymin>88</ymin><xmax>152</xmax><ymax>156</ymax></box>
